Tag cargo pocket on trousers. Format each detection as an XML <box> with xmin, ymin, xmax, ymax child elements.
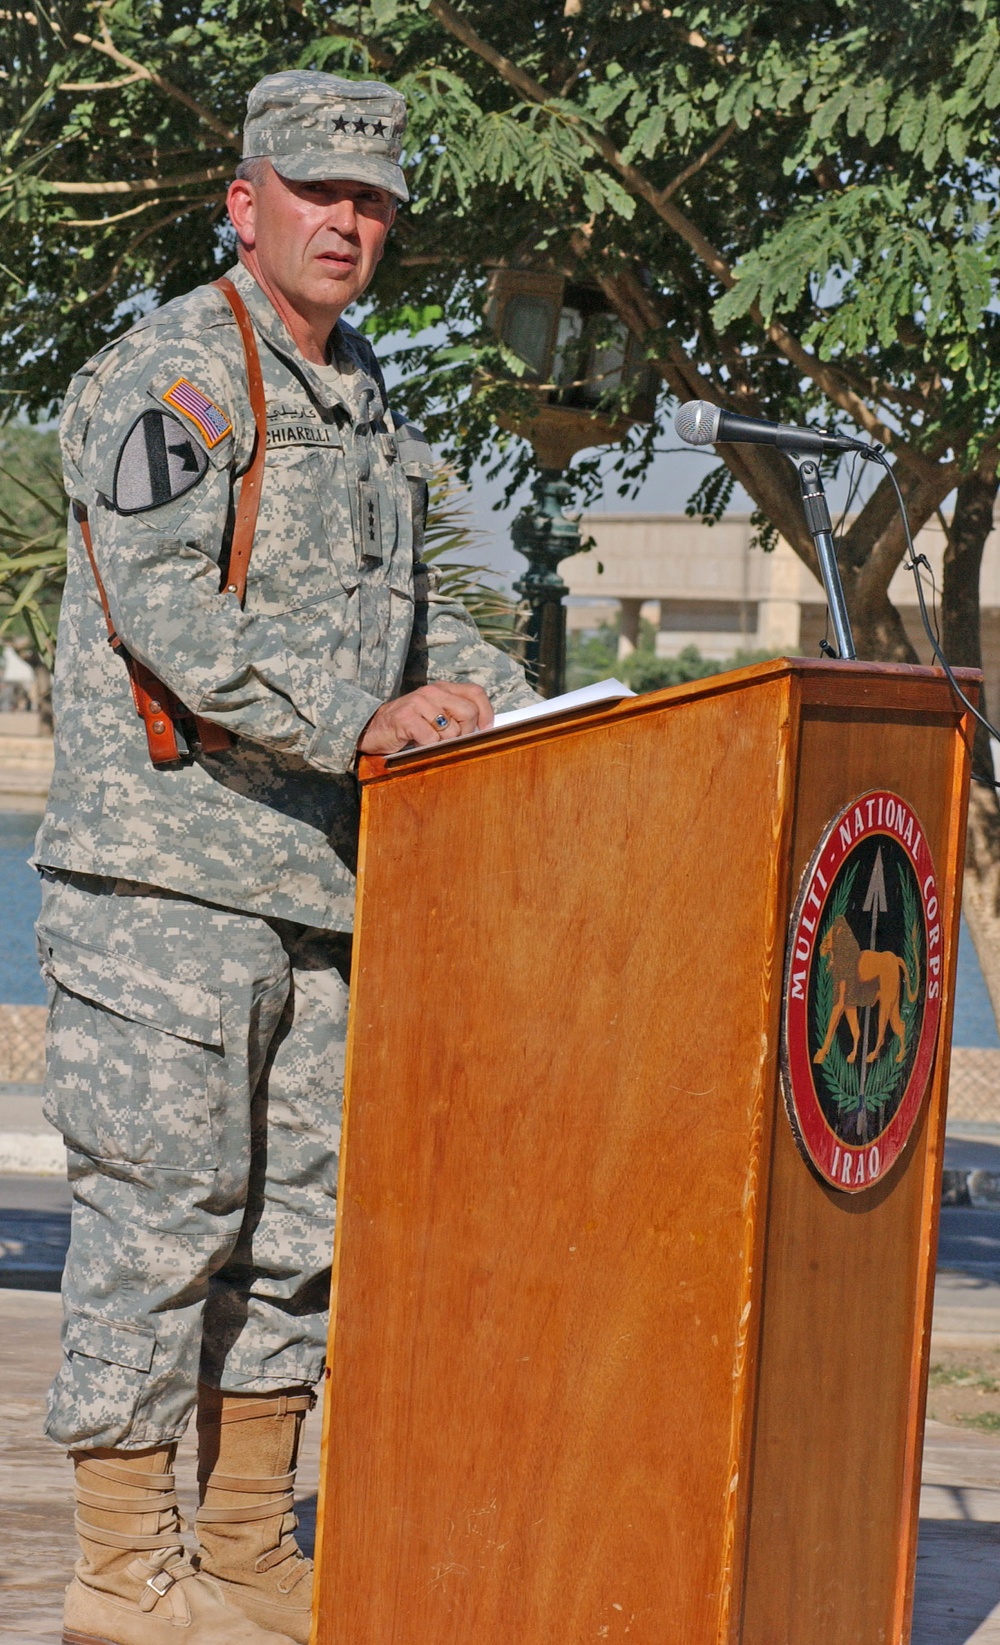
<box><xmin>64</xmin><ymin>1311</ymin><xmax>156</xmax><ymax>1372</ymax></box>
<box><xmin>37</xmin><ymin>927</ymin><xmax>223</xmax><ymax>1170</ymax></box>
<box><xmin>61</xmin><ymin>1312</ymin><xmax>157</xmax><ymax>1432</ymax></box>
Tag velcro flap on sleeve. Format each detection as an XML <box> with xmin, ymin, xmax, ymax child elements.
<box><xmin>36</xmin><ymin>928</ymin><xmax>222</xmax><ymax>1047</ymax></box>
<box><xmin>64</xmin><ymin>1312</ymin><xmax>156</xmax><ymax>1373</ymax></box>
<box><xmin>390</xmin><ymin>412</ymin><xmax>436</xmax><ymax>478</ymax></box>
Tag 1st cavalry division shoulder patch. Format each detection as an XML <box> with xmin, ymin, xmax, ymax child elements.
<box><xmin>162</xmin><ymin>378</ymin><xmax>232</xmax><ymax>449</ymax></box>
<box><xmin>113</xmin><ymin>409</ymin><xmax>209</xmax><ymax>515</ymax></box>
<box><xmin>781</xmin><ymin>790</ymin><xmax>942</xmax><ymax>1194</ymax></box>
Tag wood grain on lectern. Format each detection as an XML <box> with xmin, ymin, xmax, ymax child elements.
<box><xmin>312</xmin><ymin>659</ymin><xmax>974</xmax><ymax>1645</ymax></box>
<box><xmin>738</xmin><ymin>670</ymin><xmax>971</xmax><ymax>1645</ymax></box>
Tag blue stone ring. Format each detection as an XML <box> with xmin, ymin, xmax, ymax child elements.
<box><xmin>435</xmin><ymin>713</ymin><xmax>450</xmax><ymax>730</ymax></box>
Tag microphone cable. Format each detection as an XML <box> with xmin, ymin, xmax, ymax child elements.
<box><xmin>870</xmin><ymin>448</ymin><xmax>1000</xmax><ymax>789</ymax></box>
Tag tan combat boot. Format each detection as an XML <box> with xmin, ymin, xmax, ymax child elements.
<box><xmin>195</xmin><ymin>1385</ymin><xmax>316</xmax><ymax>1645</ymax></box>
<box><xmin>64</xmin><ymin>1443</ymin><xmax>297</xmax><ymax>1645</ymax></box>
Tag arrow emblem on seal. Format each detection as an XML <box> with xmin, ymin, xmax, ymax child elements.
<box><xmin>863</xmin><ymin>846</ymin><xmax>889</xmax><ymax>940</ymax></box>
<box><xmin>857</xmin><ymin>847</ymin><xmax>889</xmax><ymax>1119</ymax></box>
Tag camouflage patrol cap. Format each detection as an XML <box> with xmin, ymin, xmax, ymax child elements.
<box><xmin>243</xmin><ymin>70</ymin><xmax>408</xmax><ymax>202</ymax></box>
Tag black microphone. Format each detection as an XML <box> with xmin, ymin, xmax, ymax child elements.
<box><xmin>675</xmin><ymin>400</ymin><xmax>876</xmax><ymax>459</ymax></box>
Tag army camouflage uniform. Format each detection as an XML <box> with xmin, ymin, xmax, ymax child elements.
<box><xmin>36</xmin><ymin>251</ymin><xmax>537</xmax><ymax>1449</ymax></box>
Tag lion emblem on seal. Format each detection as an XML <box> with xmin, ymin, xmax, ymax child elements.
<box><xmin>813</xmin><ymin>913</ymin><xmax>920</xmax><ymax>1069</ymax></box>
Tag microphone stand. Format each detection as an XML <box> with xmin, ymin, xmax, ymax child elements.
<box><xmin>786</xmin><ymin>452</ymin><xmax>857</xmax><ymax>661</ymax></box>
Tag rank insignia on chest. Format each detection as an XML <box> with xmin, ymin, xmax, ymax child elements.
<box><xmin>162</xmin><ymin>378</ymin><xmax>233</xmax><ymax>449</ymax></box>
<box><xmin>358</xmin><ymin>480</ymin><xmax>383</xmax><ymax>563</ymax></box>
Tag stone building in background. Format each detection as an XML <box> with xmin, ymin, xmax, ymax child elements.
<box><xmin>564</xmin><ymin>515</ymin><xmax>1000</xmax><ymax>715</ymax></box>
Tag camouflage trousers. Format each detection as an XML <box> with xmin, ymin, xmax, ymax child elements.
<box><xmin>37</xmin><ymin>870</ymin><xmax>350</xmax><ymax>1451</ymax></box>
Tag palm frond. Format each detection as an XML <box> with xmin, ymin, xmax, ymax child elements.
<box><xmin>422</xmin><ymin>470</ymin><xmax>525</xmax><ymax>658</ymax></box>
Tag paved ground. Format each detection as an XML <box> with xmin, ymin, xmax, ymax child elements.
<box><xmin>6</xmin><ymin>1185</ymin><xmax>1000</xmax><ymax>1641</ymax></box>
<box><xmin>0</xmin><ymin>1285</ymin><xmax>323</xmax><ymax>1645</ymax></box>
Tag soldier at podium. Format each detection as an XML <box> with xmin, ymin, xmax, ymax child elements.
<box><xmin>32</xmin><ymin>69</ymin><xmax>537</xmax><ymax>1645</ymax></box>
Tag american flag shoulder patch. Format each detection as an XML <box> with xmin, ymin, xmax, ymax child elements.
<box><xmin>162</xmin><ymin>378</ymin><xmax>232</xmax><ymax>449</ymax></box>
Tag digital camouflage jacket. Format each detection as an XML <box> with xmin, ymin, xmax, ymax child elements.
<box><xmin>34</xmin><ymin>262</ymin><xmax>537</xmax><ymax>929</ymax></box>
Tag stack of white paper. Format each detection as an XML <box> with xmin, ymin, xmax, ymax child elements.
<box><xmin>492</xmin><ymin>677</ymin><xmax>635</xmax><ymax>729</ymax></box>
<box><xmin>385</xmin><ymin>678</ymin><xmax>635</xmax><ymax>760</ymax></box>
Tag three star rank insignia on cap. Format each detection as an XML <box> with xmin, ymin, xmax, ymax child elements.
<box><xmin>162</xmin><ymin>379</ymin><xmax>232</xmax><ymax>449</ymax></box>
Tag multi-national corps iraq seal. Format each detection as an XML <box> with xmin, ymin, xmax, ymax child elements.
<box><xmin>782</xmin><ymin>790</ymin><xmax>943</xmax><ymax>1193</ymax></box>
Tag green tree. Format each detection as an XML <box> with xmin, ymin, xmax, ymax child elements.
<box><xmin>4</xmin><ymin>0</ymin><xmax>1000</xmax><ymax>1006</ymax></box>
<box><xmin>420</xmin><ymin>471</ymin><xmax>523</xmax><ymax>655</ymax></box>
<box><xmin>0</xmin><ymin>426</ymin><xmax>66</xmax><ymax>725</ymax></box>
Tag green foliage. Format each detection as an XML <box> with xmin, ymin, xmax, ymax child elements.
<box><xmin>623</xmin><ymin>645</ymin><xmax>779</xmax><ymax>693</ymax></box>
<box><xmin>623</xmin><ymin>645</ymin><xmax>727</xmax><ymax>693</ymax></box>
<box><xmin>4</xmin><ymin>0</ymin><xmax>1000</xmax><ymax>661</ymax></box>
<box><xmin>4</xmin><ymin>1</ymin><xmax>1000</xmax><ymax>468</ymax></box>
<box><xmin>958</xmin><ymin>1411</ymin><xmax>1000</xmax><ymax>1434</ymax></box>
<box><xmin>929</xmin><ymin>1364</ymin><xmax>982</xmax><ymax>1388</ymax></box>
<box><xmin>0</xmin><ymin>425</ymin><xmax>66</xmax><ymax>666</ymax></box>
<box><xmin>565</xmin><ymin>623</ymin><xmax>620</xmax><ymax>690</ymax></box>
<box><xmin>685</xmin><ymin>464</ymin><xmax>737</xmax><ymax>528</ymax></box>
<box><xmin>421</xmin><ymin>471</ymin><xmax>523</xmax><ymax>655</ymax></box>
<box><xmin>566</xmin><ymin>623</ymin><xmax>777</xmax><ymax>694</ymax></box>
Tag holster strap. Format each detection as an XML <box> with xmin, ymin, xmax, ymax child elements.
<box><xmin>74</xmin><ymin>501</ymin><xmax>185</xmax><ymax>767</ymax></box>
<box><xmin>212</xmin><ymin>276</ymin><xmax>267</xmax><ymax>606</ymax></box>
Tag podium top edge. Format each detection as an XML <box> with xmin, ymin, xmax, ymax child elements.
<box><xmin>356</xmin><ymin>656</ymin><xmax>981</xmax><ymax>784</ymax></box>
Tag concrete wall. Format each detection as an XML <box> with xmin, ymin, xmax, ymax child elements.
<box><xmin>564</xmin><ymin>513</ymin><xmax>1000</xmax><ymax>708</ymax></box>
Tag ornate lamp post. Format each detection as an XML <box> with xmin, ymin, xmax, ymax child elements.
<box><xmin>486</xmin><ymin>269</ymin><xmax>656</xmax><ymax>696</ymax></box>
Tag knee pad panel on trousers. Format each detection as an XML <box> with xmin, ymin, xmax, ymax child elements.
<box><xmin>41</xmin><ymin>929</ymin><xmax>225</xmax><ymax>1172</ymax></box>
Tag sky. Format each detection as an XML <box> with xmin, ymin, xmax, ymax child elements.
<box><xmin>371</xmin><ymin>319</ymin><xmax>891</xmax><ymax>590</ymax></box>
<box><xmin>456</xmin><ymin>433</ymin><xmax>891</xmax><ymax>588</ymax></box>
<box><xmin>461</xmin><ymin>443</ymin><xmax>731</xmax><ymax>585</ymax></box>
<box><xmin>371</xmin><ymin>316</ymin><xmax>753</xmax><ymax>586</ymax></box>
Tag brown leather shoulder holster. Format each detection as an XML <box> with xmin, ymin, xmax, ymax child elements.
<box><xmin>76</xmin><ymin>276</ymin><xmax>267</xmax><ymax>769</ymax></box>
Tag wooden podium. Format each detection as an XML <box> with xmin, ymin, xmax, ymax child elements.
<box><xmin>313</xmin><ymin>658</ymin><xmax>975</xmax><ymax>1645</ymax></box>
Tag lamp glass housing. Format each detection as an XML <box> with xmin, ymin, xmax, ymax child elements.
<box><xmin>502</xmin><ymin>294</ymin><xmax>562</xmax><ymax>380</ymax></box>
<box><xmin>485</xmin><ymin>267</ymin><xmax>658</xmax><ymax>459</ymax></box>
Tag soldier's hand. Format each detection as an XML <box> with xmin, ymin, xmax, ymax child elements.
<box><xmin>357</xmin><ymin>683</ymin><xmax>494</xmax><ymax>754</ymax></box>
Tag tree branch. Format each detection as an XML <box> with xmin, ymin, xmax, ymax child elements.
<box><xmin>426</xmin><ymin>0</ymin><xmax>940</xmax><ymax>482</ymax></box>
<box><xmin>935</xmin><ymin>504</ymin><xmax>956</xmax><ymax>550</ymax></box>
<box><xmin>63</xmin><ymin>198</ymin><xmax>163</xmax><ymax>226</ymax></box>
<box><xmin>851</xmin><ymin>463</ymin><xmax>957</xmax><ymax>616</ymax></box>
<box><xmin>59</xmin><ymin>71</ymin><xmax>146</xmax><ymax>91</ymax></box>
<box><xmin>77</xmin><ymin>196</ymin><xmax>226</xmax><ymax>306</ymax></box>
<box><xmin>70</xmin><ymin>25</ymin><xmax>240</xmax><ymax>148</ymax></box>
<box><xmin>34</xmin><ymin>165</ymin><xmax>230</xmax><ymax>195</ymax></box>
<box><xmin>657</xmin><ymin>119</ymin><xmax>737</xmax><ymax>205</ymax></box>
<box><xmin>566</xmin><ymin>240</ymin><xmax>822</xmax><ymax>571</ymax></box>
<box><xmin>559</xmin><ymin>35</ymin><xmax>596</xmax><ymax>98</ymax></box>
